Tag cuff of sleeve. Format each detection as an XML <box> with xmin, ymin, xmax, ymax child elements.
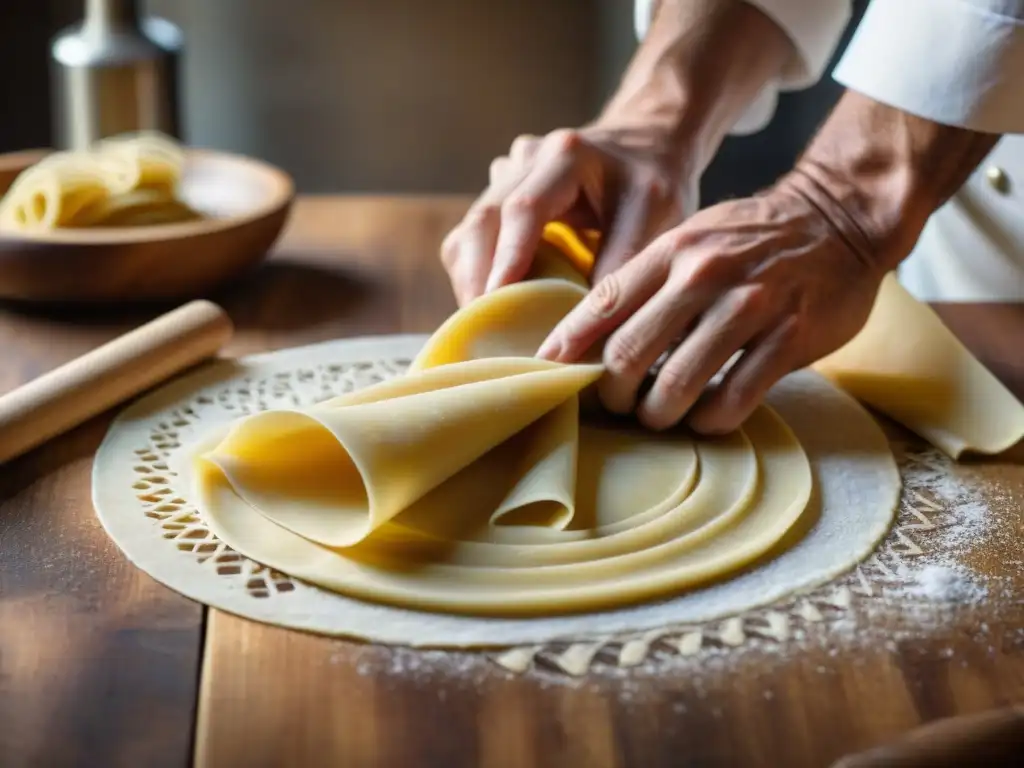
<box><xmin>745</xmin><ymin>0</ymin><xmax>852</xmax><ymax>89</ymax></box>
<box><xmin>634</xmin><ymin>0</ymin><xmax>655</xmax><ymax>40</ymax></box>
<box><xmin>833</xmin><ymin>0</ymin><xmax>1024</xmax><ymax>134</ymax></box>
<box><xmin>633</xmin><ymin>0</ymin><xmax>850</xmax><ymax>136</ymax></box>
<box><xmin>729</xmin><ymin>83</ymin><xmax>780</xmax><ymax>135</ymax></box>
<box><xmin>732</xmin><ymin>0</ymin><xmax>851</xmax><ymax>136</ymax></box>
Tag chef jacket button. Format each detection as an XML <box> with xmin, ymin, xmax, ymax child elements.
<box><xmin>985</xmin><ymin>166</ymin><xmax>1011</xmax><ymax>194</ymax></box>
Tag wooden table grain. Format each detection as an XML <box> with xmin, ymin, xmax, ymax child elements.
<box><xmin>1</xmin><ymin>196</ymin><xmax>1022</xmax><ymax>768</ymax></box>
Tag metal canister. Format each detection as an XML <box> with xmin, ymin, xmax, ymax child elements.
<box><xmin>49</xmin><ymin>0</ymin><xmax>184</xmax><ymax>150</ymax></box>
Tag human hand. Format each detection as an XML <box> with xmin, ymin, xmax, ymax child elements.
<box><xmin>440</xmin><ymin>125</ymin><xmax>693</xmax><ymax>307</ymax></box>
<box><xmin>536</xmin><ymin>173</ymin><xmax>888</xmax><ymax>435</ymax></box>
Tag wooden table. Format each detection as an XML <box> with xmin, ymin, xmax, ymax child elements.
<box><xmin>1</xmin><ymin>196</ymin><xmax>1022</xmax><ymax>768</ymax></box>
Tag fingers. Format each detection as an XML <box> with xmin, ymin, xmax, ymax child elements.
<box><xmin>486</xmin><ymin>130</ymin><xmax>588</xmax><ymax>292</ymax></box>
<box><xmin>509</xmin><ymin>134</ymin><xmax>539</xmax><ymax>164</ymax></box>
<box><xmin>441</xmin><ymin>129</ymin><xmax>591</xmax><ymax>305</ymax></box>
<box><xmin>489</xmin><ymin>156</ymin><xmax>512</xmax><ymax>186</ymax></box>
<box><xmin>536</xmin><ymin>247</ymin><xmax>670</xmax><ymax>365</ymax></box>
<box><xmin>686</xmin><ymin>315</ymin><xmax>802</xmax><ymax>435</ymax></box>
<box><xmin>591</xmin><ymin>182</ymin><xmax>656</xmax><ymax>284</ymax></box>
<box><xmin>596</xmin><ymin>276</ymin><xmax>706</xmax><ymax>413</ymax></box>
<box><xmin>442</xmin><ymin>144</ymin><xmax>536</xmax><ymax>306</ymax></box>
<box><xmin>637</xmin><ymin>284</ymin><xmax>774</xmax><ymax>430</ymax></box>
<box><xmin>579</xmin><ymin>180</ymin><xmax>684</xmax><ymax>414</ymax></box>
<box><xmin>442</xmin><ymin>195</ymin><xmax>506</xmax><ymax>306</ymax></box>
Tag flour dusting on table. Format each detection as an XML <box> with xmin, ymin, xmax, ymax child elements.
<box><xmin>350</xmin><ymin>445</ymin><xmax>1021</xmax><ymax>685</ymax></box>
<box><xmin>899</xmin><ymin>563</ymin><xmax>988</xmax><ymax>603</ymax></box>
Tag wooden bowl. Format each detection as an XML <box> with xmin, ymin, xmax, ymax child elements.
<box><xmin>0</xmin><ymin>147</ymin><xmax>294</xmax><ymax>303</ymax></box>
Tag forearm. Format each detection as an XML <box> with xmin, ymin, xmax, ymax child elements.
<box><xmin>784</xmin><ymin>90</ymin><xmax>1002</xmax><ymax>272</ymax></box>
<box><xmin>596</xmin><ymin>0</ymin><xmax>793</xmax><ymax>176</ymax></box>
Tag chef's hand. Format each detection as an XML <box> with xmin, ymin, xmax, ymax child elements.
<box><xmin>438</xmin><ymin>0</ymin><xmax>799</xmax><ymax>307</ymax></box>
<box><xmin>536</xmin><ymin>175</ymin><xmax>885</xmax><ymax>435</ymax></box>
<box><xmin>538</xmin><ymin>84</ymin><xmax>1003</xmax><ymax>435</ymax></box>
<box><xmin>440</xmin><ymin>125</ymin><xmax>690</xmax><ymax>307</ymax></box>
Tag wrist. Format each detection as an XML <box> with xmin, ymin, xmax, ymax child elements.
<box><xmin>595</xmin><ymin>0</ymin><xmax>792</xmax><ymax>179</ymax></box>
<box><xmin>783</xmin><ymin>90</ymin><xmax>1001</xmax><ymax>272</ymax></box>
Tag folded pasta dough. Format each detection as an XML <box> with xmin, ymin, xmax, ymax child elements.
<box><xmin>199</xmin><ymin>358</ymin><xmax>602</xmax><ymax>547</ymax></box>
<box><xmin>187</xmin><ymin>400</ymin><xmax>811</xmax><ymax>615</ymax></box>
<box><xmin>488</xmin><ymin>398</ymin><xmax>580</xmax><ymax>529</ymax></box>
<box><xmin>182</xmin><ymin>221</ymin><xmax>818</xmax><ymax>616</ymax></box>
<box><xmin>410</xmin><ymin>244</ymin><xmax>589</xmax><ymax>371</ymax></box>
<box><xmin>814</xmin><ymin>273</ymin><xmax>1024</xmax><ymax>458</ymax></box>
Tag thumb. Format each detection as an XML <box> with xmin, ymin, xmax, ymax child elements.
<box><xmin>486</xmin><ymin>132</ymin><xmax>595</xmax><ymax>293</ymax></box>
<box><xmin>485</xmin><ymin>155</ymin><xmax>580</xmax><ymax>292</ymax></box>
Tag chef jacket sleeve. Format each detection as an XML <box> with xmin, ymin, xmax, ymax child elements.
<box><xmin>833</xmin><ymin>0</ymin><xmax>1024</xmax><ymax>134</ymax></box>
<box><xmin>633</xmin><ymin>0</ymin><xmax>853</xmax><ymax>135</ymax></box>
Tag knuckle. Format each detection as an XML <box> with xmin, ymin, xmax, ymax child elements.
<box><xmin>510</xmin><ymin>134</ymin><xmax>538</xmax><ymax>157</ymax></box>
<box><xmin>731</xmin><ymin>284</ymin><xmax>771</xmax><ymax>317</ymax></box>
<box><xmin>462</xmin><ymin>202</ymin><xmax>501</xmax><ymax>230</ymax></box>
<box><xmin>663</xmin><ymin>227</ymin><xmax>698</xmax><ymax>255</ymax></box>
<box><xmin>633</xmin><ymin>172</ymin><xmax>672</xmax><ymax>203</ymax></box>
<box><xmin>488</xmin><ymin>157</ymin><xmax>510</xmax><ymax>182</ymax></box>
<box><xmin>588</xmin><ymin>274</ymin><xmax>624</xmax><ymax>319</ymax></box>
<box><xmin>653</xmin><ymin>362</ymin><xmax>693</xmax><ymax>398</ymax></box>
<box><xmin>501</xmin><ymin>193</ymin><xmax>541</xmax><ymax>218</ymax></box>
<box><xmin>546</xmin><ymin>127</ymin><xmax>582</xmax><ymax>155</ymax></box>
<box><xmin>602</xmin><ymin>333</ymin><xmax>645</xmax><ymax>378</ymax></box>
<box><xmin>440</xmin><ymin>228</ymin><xmax>461</xmax><ymax>267</ymax></box>
<box><xmin>673</xmin><ymin>252</ymin><xmax>721</xmax><ymax>288</ymax></box>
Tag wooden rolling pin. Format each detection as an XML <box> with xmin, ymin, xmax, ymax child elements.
<box><xmin>0</xmin><ymin>300</ymin><xmax>233</xmax><ymax>464</ymax></box>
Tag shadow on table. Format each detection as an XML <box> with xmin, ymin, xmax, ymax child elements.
<box><xmin>0</xmin><ymin>258</ymin><xmax>377</xmax><ymax>334</ymax></box>
<box><xmin>959</xmin><ymin>439</ymin><xmax>1024</xmax><ymax>467</ymax></box>
<box><xmin>0</xmin><ymin>416</ymin><xmax>105</xmax><ymax>501</ymax></box>
<box><xmin>212</xmin><ymin>258</ymin><xmax>380</xmax><ymax>333</ymax></box>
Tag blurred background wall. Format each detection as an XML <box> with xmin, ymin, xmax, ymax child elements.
<box><xmin>0</xmin><ymin>0</ymin><xmax>867</xmax><ymax>204</ymax></box>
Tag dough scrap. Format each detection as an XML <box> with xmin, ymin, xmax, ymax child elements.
<box><xmin>179</xmin><ymin>227</ymin><xmax>819</xmax><ymax>617</ymax></box>
<box><xmin>814</xmin><ymin>273</ymin><xmax>1024</xmax><ymax>458</ymax></box>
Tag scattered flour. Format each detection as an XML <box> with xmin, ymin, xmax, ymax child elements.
<box><xmin>348</xmin><ymin>447</ymin><xmax>1018</xmax><ymax>684</ymax></box>
<box><xmin>876</xmin><ymin>449</ymin><xmax>996</xmax><ymax>607</ymax></box>
<box><xmin>898</xmin><ymin>563</ymin><xmax>988</xmax><ymax>603</ymax></box>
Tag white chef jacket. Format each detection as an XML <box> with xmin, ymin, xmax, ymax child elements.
<box><xmin>635</xmin><ymin>0</ymin><xmax>1024</xmax><ymax>301</ymax></box>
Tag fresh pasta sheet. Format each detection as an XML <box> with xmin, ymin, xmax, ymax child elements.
<box><xmin>179</xmin><ymin>225</ymin><xmax>817</xmax><ymax>617</ymax></box>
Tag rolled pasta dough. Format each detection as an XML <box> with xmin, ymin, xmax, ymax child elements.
<box><xmin>180</xmin><ymin>225</ymin><xmax>819</xmax><ymax>617</ymax></box>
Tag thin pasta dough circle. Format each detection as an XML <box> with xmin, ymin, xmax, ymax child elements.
<box><xmin>178</xmin><ymin>244</ymin><xmax>824</xmax><ymax>618</ymax></box>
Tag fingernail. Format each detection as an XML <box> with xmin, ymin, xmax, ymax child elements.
<box><xmin>638</xmin><ymin>391</ymin><xmax>674</xmax><ymax>431</ymax></box>
<box><xmin>486</xmin><ymin>243</ymin><xmax>520</xmax><ymax>292</ymax></box>
<box><xmin>536</xmin><ymin>336</ymin><xmax>562</xmax><ymax>360</ymax></box>
<box><xmin>484</xmin><ymin>267</ymin><xmax>504</xmax><ymax>293</ymax></box>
